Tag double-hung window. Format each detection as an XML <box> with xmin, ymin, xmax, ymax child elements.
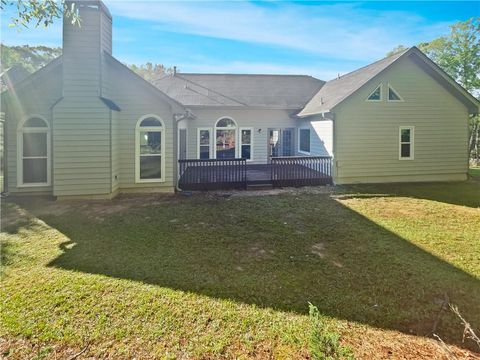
<box><xmin>197</xmin><ymin>128</ymin><xmax>212</xmax><ymax>159</ymax></box>
<box><xmin>18</xmin><ymin>117</ymin><xmax>50</xmax><ymax>186</ymax></box>
<box><xmin>135</xmin><ymin>116</ymin><xmax>165</xmax><ymax>182</ymax></box>
<box><xmin>240</xmin><ymin>128</ymin><xmax>253</xmax><ymax>160</ymax></box>
<box><xmin>399</xmin><ymin>126</ymin><xmax>414</xmax><ymax>160</ymax></box>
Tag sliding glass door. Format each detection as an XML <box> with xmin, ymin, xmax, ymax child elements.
<box><xmin>268</xmin><ymin>128</ymin><xmax>294</xmax><ymax>161</ymax></box>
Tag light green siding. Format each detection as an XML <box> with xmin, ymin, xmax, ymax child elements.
<box><xmin>51</xmin><ymin>5</ymin><xmax>114</xmax><ymax>197</ymax></box>
<box><xmin>3</xmin><ymin>61</ymin><xmax>62</xmax><ymax>194</ymax></box>
<box><xmin>185</xmin><ymin>108</ymin><xmax>298</xmax><ymax>163</ymax></box>
<box><xmin>333</xmin><ymin>56</ymin><xmax>469</xmax><ymax>184</ymax></box>
<box><xmin>52</xmin><ymin>99</ymin><xmax>112</xmax><ymax>196</ymax></box>
<box><xmin>106</xmin><ymin>61</ymin><xmax>178</xmax><ymax>192</ymax></box>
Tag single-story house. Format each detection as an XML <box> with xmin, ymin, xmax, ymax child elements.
<box><xmin>2</xmin><ymin>1</ymin><xmax>479</xmax><ymax>199</ymax></box>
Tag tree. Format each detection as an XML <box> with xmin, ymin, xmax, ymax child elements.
<box><xmin>419</xmin><ymin>18</ymin><xmax>479</xmax><ymax>93</ymax></box>
<box><xmin>388</xmin><ymin>18</ymin><xmax>480</xmax><ymax>164</ymax></box>
<box><xmin>0</xmin><ymin>0</ymin><xmax>80</xmax><ymax>28</ymax></box>
<box><xmin>386</xmin><ymin>45</ymin><xmax>409</xmax><ymax>57</ymax></box>
<box><xmin>0</xmin><ymin>43</ymin><xmax>173</xmax><ymax>83</ymax></box>
<box><xmin>1</xmin><ymin>44</ymin><xmax>62</xmax><ymax>73</ymax></box>
<box><xmin>128</xmin><ymin>63</ymin><xmax>176</xmax><ymax>81</ymax></box>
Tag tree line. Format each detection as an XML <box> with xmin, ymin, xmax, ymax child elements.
<box><xmin>1</xmin><ymin>43</ymin><xmax>174</xmax><ymax>86</ymax></box>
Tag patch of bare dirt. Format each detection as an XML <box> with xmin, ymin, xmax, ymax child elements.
<box><xmin>2</xmin><ymin>193</ymin><xmax>181</xmax><ymax>224</ymax></box>
<box><xmin>228</xmin><ymin>186</ymin><xmax>334</xmax><ymax>198</ymax></box>
<box><xmin>1</xmin><ymin>331</ymin><xmax>478</xmax><ymax>360</ymax></box>
<box><xmin>311</xmin><ymin>242</ymin><xmax>326</xmax><ymax>259</ymax></box>
<box><xmin>244</xmin><ymin>243</ymin><xmax>275</xmax><ymax>260</ymax></box>
<box><xmin>346</xmin><ymin>325</ymin><xmax>479</xmax><ymax>359</ymax></box>
<box><xmin>1</xmin><ymin>203</ymin><xmax>30</xmax><ymax>229</ymax></box>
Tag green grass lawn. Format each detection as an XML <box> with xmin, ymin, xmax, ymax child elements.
<box><xmin>1</xmin><ymin>181</ymin><xmax>479</xmax><ymax>359</ymax></box>
<box><xmin>470</xmin><ymin>166</ymin><xmax>480</xmax><ymax>177</ymax></box>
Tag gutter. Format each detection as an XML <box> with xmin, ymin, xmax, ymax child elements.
<box><xmin>174</xmin><ymin>109</ymin><xmax>196</xmax><ymax>192</ymax></box>
<box><xmin>294</xmin><ymin>110</ymin><xmax>333</xmax><ymax>120</ymax></box>
<box><xmin>174</xmin><ymin>108</ymin><xmax>196</xmax><ymax>122</ymax></box>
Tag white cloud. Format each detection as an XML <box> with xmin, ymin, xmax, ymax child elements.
<box><xmin>105</xmin><ymin>0</ymin><xmax>451</xmax><ymax>61</ymax></box>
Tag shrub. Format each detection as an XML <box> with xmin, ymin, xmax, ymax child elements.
<box><xmin>308</xmin><ymin>303</ymin><xmax>354</xmax><ymax>360</ymax></box>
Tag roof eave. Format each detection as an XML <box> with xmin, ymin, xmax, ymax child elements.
<box><xmin>183</xmin><ymin>104</ymin><xmax>307</xmax><ymax>110</ymax></box>
<box><xmin>296</xmin><ymin>109</ymin><xmax>332</xmax><ymax>119</ymax></box>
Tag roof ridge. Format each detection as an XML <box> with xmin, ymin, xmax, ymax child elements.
<box><xmin>174</xmin><ymin>73</ymin><xmax>248</xmax><ymax>106</ymax></box>
<box><xmin>298</xmin><ymin>48</ymin><xmax>413</xmax><ymax>117</ymax></box>
<box><xmin>178</xmin><ymin>73</ymin><xmax>324</xmax><ymax>80</ymax></box>
<box><xmin>327</xmin><ymin>47</ymin><xmax>410</xmax><ymax>83</ymax></box>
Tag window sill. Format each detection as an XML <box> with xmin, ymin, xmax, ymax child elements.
<box><xmin>135</xmin><ymin>179</ymin><xmax>166</xmax><ymax>184</ymax></box>
<box><xmin>298</xmin><ymin>150</ymin><xmax>311</xmax><ymax>156</ymax></box>
<box><xmin>16</xmin><ymin>183</ymin><xmax>51</xmax><ymax>188</ymax></box>
<box><xmin>398</xmin><ymin>158</ymin><xmax>414</xmax><ymax>161</ymax></box>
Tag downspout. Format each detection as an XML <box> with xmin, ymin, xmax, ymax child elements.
<box><xmin>173</xmin><ymin>109</ymin><xmax>194</xmax><ymax>192</ymax></box>
<box><xmin>109</xmin><ymin>109</ymin><xmax>113</xmax><ymax>195</ymax></box>
<box><xmin>330</xmin><ymin>112</ymin><xmax>337</xmax><ymax>185</ymax></box>
<box><xmin>173</xmin><ymin>113</ymin><xmax>179</xmax><ymax>192</ymax></box>
<box><xmin>50</xmin><ymin>95</ymin><xmax>64</xmax><ymax>198</ymax></box>
<box><xmin>1</xmin><ymin>105</ymin><xmax>7</xmax><ymax>194</ymax></box>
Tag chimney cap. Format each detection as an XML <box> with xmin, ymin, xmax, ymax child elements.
<box><xmin>67</xmin><ymin>0</ymin><xmax>112</xmax><ymax>20</ymax></box>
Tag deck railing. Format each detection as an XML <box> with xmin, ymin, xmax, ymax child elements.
<box><xmin>270</xmin><ymin>156</ymin><xmax>333</xmax><ymax>187</ymax></box>
<box><xmin>178</xmin><ymin>158</ymin><xmax>247</xmax><ymax>190</ymax></box>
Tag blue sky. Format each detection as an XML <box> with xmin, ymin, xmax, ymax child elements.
<box><xmin>1</xmin><ymin>1</ymin><xmax>478</xmax><ymax>80</ymax></box>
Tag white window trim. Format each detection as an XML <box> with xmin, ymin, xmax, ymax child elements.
<box><xmin>16</xmin><ymin>115</ymin><xmax>51</xmax><ymax>188</ymax></box>
<box><xmin>399</xmin><ymin>126</ymin><xmax>414</xmax><ymax>160</ymax></box>
<box><xmin>239</xmin><ymin>127</ymin><xmax>254</xmax><ymax>161</ymax></box>
<box><xmin>197</xmin><ymin>127</ymin><xmax>213</xmax><ymax>159</ymax></box>
<box><xmin>387</xmin><ymin>83</ymin><xmax>405</xmax><ymax>102</ymax></box>
<box><xmin>298</xmin><ymin>127</ymin><xmax>311</xmax><ymax>155</ymax></box>
<box><xmin>366</xmin><ymin>83</ymin><xmax>383</xmax><ymax>102</ymax></box>
<box><xmin>214</xmin><ymin>116</ymin><xmax>238</xmax><ymax>159</ymax></box>
<box><xmin>135</xmin><ymin>114</ymin><xmax>166</xmax><ymax>183</ymax></box>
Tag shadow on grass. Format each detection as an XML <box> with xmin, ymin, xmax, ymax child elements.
<box><xmin>6</xmin><ymin>191</ymin><xmax>480</xmax><ymax>351</ymax></box>
<box><xmin>336</xmin><ymin>180</ymin><xmax>480</xmax><ymax>208</ymax></box>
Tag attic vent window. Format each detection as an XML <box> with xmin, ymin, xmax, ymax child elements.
<box><xmin>366</xmin><ymin>84</ymin><xmax>382</xmax><ymax>101</ymax></box>
<box><xmin>388</xmin><ymin>84</ymin><xmax>404</xmax><ymax>102</ymax></box>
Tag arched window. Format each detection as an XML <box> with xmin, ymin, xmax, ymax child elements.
<box><xmin>135</xmin><ymin>115</ymin><xmax>165</xmax><ymax>183</ymax></box>
<box><xmin>17</xmin><ymin>116</ymin><xmax>50</xmax><ymax>186</ymax></box>
<box><xmin>215</xmin><ymin>117</ymin><xmax>237</xmax><ymax>159</ymax></box>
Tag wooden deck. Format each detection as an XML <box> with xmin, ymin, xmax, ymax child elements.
<box><xmin>178</xmin><ymin>157</ymin><xmax>333</xmax><ymax>191</ymax></box>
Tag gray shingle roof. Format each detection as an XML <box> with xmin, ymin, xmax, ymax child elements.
<box><xmin>0</xmin><ymin>66</ymin><xmax>30</xmax><ymax>88</ymax></box>
<box><xmin>298</xmin><ymin>48</ymin><xmax>409</xmax><ymax>117</ymax></box>
<box><xmin>153</xmin><ymin>73</ymin><xmax>325</xmax><ymax>108</ymax></box>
